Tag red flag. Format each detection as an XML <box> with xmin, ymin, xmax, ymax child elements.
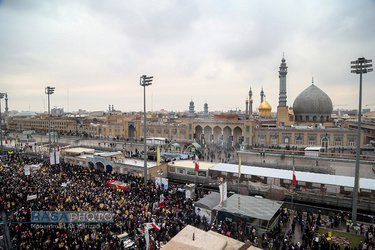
<box><xmin>195</xmin><ymin>150</ymin><xmax>199</xmax><ymax>172</ymax></box>
<box><xmin>292</xmin><ymin>166</ymin><xmax>297</xmax><ymax>185</ymax></box>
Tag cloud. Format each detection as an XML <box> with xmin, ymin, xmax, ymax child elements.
<box><xmin>0</xmin><ymin>0</ymin><xmax>374</xmax><ymax>113</ymax></box>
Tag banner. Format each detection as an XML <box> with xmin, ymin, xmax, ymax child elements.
<box><xmin>27</xmin><ymin>195</ymin><xmax>37</xmax><ymax>201</ymax></box>
<box><xmin>50</xmin><ymin>151</ymin><xmax>60</xmax><ymax>165</ymax></box>
<box><xmin>157</xmin><ymin>146</ymin><xmax>160</xmax><ymax>166</ymax></box>
<box><xmin>155</xmin><ymin>177</ymin><xmax>168</xmax><ymax>190</ymax></box>
<box><xmin>24</xmin><ymin>165</ymin><xmax>31</xmax><ymax>176</ymax></box>
<box><xmin>219</xmin><ymin>182</ymin><xmax>228</xmax><ymax>204</ymax></box>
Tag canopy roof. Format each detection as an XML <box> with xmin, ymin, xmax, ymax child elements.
<box><xmin>166</xmin><ymin>142</ymin><xmax>181</xmax><ymax>150</ymax></box>
<box><xmin>186</xmin><ymin>142</ymin><xmax>201</xmax><ymax>152</ymax></box>
<box><xmin>210</xmin><ymin>163</ymin><xmax>375</xmax><ymax>191</ymax></box>
<box><xmin>194</xmin><ymin>192</ymin><xmax>221</xmax><ymax>210</ymax></box>
<box><xmin>213</xmin><ymin>194</ymin><xmax>283</xmax><ymax>221</ymax></box>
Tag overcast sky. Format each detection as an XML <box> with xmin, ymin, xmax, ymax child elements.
<box><xmin>1</xmin><ymin>0</ymin><xmax>374</xmax><ymax>114</ymax></box>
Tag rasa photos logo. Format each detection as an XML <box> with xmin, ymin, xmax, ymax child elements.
<box><xmin>31</xmin><ymin>211</ymin><xmax>113</xmax><ymax>223</ymax></box>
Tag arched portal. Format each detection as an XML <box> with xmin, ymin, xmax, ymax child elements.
<box><xmin>233</xmin><ymin>126</ymin><xmax>243</xmax><ymax>144</ymax></box>
<box><xmin>88</xmin><ymin>162</ymin><xmax>95</xmax><ymax>170</ymax></box>
<box><xmin>223</xmin><ymin>126</ymin><xmax>232</xmax><ymax>145</ymax></box>
<box><xmin>96</xmin><ymin>162</ymin><xmax>105</xmax><ymax>172</ymax></box>
<box><xmin>213</xmin><ymin>126</ymin><xmax>222</xmax><ymax>143</ymax></box>
<box><xmin>194</xmin><ymin>125</ymin><xmax>203</xmax><ymax>142</ymax></box>
<box><xmin>106</xmin><ymin>165</ymin><xmax>113</xmax><ymax>172</ymax></box>
<box><xmin>203</xmin><ymin>126</ymin><xmax>212</xmax><ymax>143</ymax></box>
<box><xmin>128</xmin><ymin>124</ymin><xmax>136</xmax><ymax>138</ymax></box>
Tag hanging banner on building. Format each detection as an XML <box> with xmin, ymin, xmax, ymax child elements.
<box><xmin>219</xmin><ymin>182</ymin><xmax>228</xmax><ymax>204</ymax></box>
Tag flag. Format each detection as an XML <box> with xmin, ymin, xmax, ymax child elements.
<box><xmin>157</xmin><ymin>146</ymin><xmax>160</xmax><ymax>166</ymax></box>
<box><xmin>195</xmin><ymin>150</ymin><xmax>199</xmax><ymax>172</ymax></box>
<box><xmin>292</xmin><ymin>166</ymin><xmax>297</xmax><ymax>185</ymax></box>
<box><xmin>5</xmin><ymin>137</ymin><xmax>7</xmax><ymax>144</ymax></box>
<box><xmin>151</xmin><ymin>222</ymin><xmax>160</xmax><ymax>231</ymax></box>
<box><xmin>238</xmin><ymin>154</ymin><xmax>241</xmax><ymax>178</ymax></box>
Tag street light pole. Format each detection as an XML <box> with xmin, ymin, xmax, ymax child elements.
<box><xmin>351</xmin><ymin>57</ymin><xmax>373</xmax><ymax>224</ymax></box>
<box><xmin>45</xmin><ymin>86</ymin><xmax>55</xmax><ymax>158</ymax></box>
<box><xmin>140</xmin><ymin>75</ymin><xmax>153</xmax><ymax>186</ymax></box>
<box><xmin>0</xmin><ymin>93</ymin><xmax>5</xmax><ymax>156</ymax></box>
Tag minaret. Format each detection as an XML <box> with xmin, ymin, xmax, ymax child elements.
<box><xmin>108</xmin><ymin>104</ymin><xmax>111</xmax><ymax>112</ymax></box>
<box><xmin>277</xmin><ymin>54</ymin><xmax>290</xmax><ymax>127</ymax></box>
<box><xmin>260</xmin><ymin>88</ymin><xmax>264</xmax><ymax>103</ymax></box>
<box><xmin>249</xmin><ymin>87</ymin><xmax>253</xmax><ymax>115</ymax></box>
<box><xmin>203</xmin><ymin>102</ymin><xmax>208</xmax><ymax>119</ymax></box>
<box><xmin>5</xmin><ymin>93</ymin><xmax>9</xmax><ymax>113</ymax></box>
<box><xmin>278</xmin><ymin>55</ymin><xmax>288</xmax><ymax>107</ymax></box>
<box><xmin>245</xmin><ymin>98</ymin><xmax>249</xmax><ymax>116</ymax></box>
<box><xmin>188</xmin><ymin>99</ymin><xmax>195</xmax><ymax>118</ymax></box>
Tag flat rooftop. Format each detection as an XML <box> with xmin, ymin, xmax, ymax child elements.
<box><xmin>168</xmin><ymin>160</ymin><xmax>217</xmax><ymax>171</ymax></box>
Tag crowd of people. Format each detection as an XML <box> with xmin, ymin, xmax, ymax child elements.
<box><xmin>0</xmin><ymin>152</ymin><xmax>208</xmax><ymax>249</ymax></box>
<box><xmin>1</xmin><ymin>151</ymin><xmax>374</xmax><ymax>249</ymax></box>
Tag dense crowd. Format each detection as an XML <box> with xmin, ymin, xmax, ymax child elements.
<box><xmin>1</xmin><ymin>152</ymin><xmax>374</xmax><ymax>249</ymax></box>
<box><xmin>0</xmin><ymin>153</ymin><xmax>206</xmax><ymax>249</ymax></box>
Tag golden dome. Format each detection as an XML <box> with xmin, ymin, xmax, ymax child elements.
<box><xmin>259</xmin><ymin>100</ymin><xmax>272</xmax><ymax>117</ymax></box>
<box><xmin>259</xmin><ymin>100</ymin><xmax>272</xmax><ymax>110</ymax></box>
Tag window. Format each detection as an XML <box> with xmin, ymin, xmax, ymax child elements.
<box><xmin>246</xmin><ymin>126</ymin><xmax>249</xmax><ymax>132</ymax></box>
<box><xmin>334</xmin><ymin>138</ymin><xmax>342</xmax><ymax>146</ymax></box>
<box><xmin>321</xmin><ymin>138</ymin><xmax>329</xmax><ymax>148</ymax></box>
<box><xmin>271</xmin><ymin>137</ymin><xmax>278</xmax><ymax>145</ymax></box>
<box><xmin>308</xmin><ymin>137</ymin><xmax>316</xmax><ymax>145</ymax></box>
<box><xmin>189</xmin><ymin>124</ymin><xmax>192</xmax><ymax>130</ymax></box>
<box><xmin>246</xmin><ymin>138</ymin><xmax>249</xmax><ymax>144</ymax></box>
<box><xmin>169</xmin><ymin>167</ymin><xmax>176</xmax><ymax>173</ymax></box>
<box><xmin>295</xmin><ymin>137</ymin><xmax>303</xmax><ymax>145</ymax></box>
<box><xmin>258</xmin><ymin>136</ymin><xmax>266</xmax><ymax>145</ymax></box>
<box><xmin>177</xmin><ymin>168</ymin><xmax>185</xmax><ymax>174</ymax></box>
<box><xmin>187</xmin><ymin>170</ymin><xmax>196</xmax><ymax>175</ymax></box>
<box><xmin>284</xmin><ymin>137</ymin><xmax>290</xmax><ymax>144</ymax></box>
<box><xmin>348</xmin><ymin>138</ymin><xmax>356</xmax><ymax>147</ymax></box>
<box><xmin>189</xmin><ymin>134</ymin><xmax>192</xmax><ymax>140</ymax></box>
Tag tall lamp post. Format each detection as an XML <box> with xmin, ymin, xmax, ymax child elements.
<box><xmin>45</xmin><ymin>86</ymin><xmax>55</xmax><ymax>157</ymax></box>
<box><xmin>351</xmin><ymin>57</ymin><xmax>373</xmax><ymax>224</ymax></box>
<box><xmin>140</xmin><ymin>75</ymin><xmax>153</xmax><ymax>186</ymax></box>
<box><xmin>0</xmin><ymin>92</ymin><xmax>5</xmax><ymax>156</ymax></box>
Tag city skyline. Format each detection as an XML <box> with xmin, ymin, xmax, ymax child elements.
<box><xmin>1</xmin><ymin>0</ymin><xmax>375</xmax><ymax>113</ymax></box>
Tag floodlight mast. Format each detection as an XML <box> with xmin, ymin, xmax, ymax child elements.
<box><xmin>140</xmin><ymin>75</ymin><xmax>153</xmax><ymax>186</ymax></box>
<box><xmin>45</xmin><ymin>86</ymin><xmax>55</xmax><ymax>156</ymax></box>
<box><xmin>350</xmin><ymin>57</ymin><xmax>372</xmax><ymax>224</ymax></box>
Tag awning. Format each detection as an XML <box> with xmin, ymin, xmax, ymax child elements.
<box><xmin>187</xmin><ymin>142</ymin><xmax>202</xmax><ymax>152</ymax></box>
<box><xmin>166</xmin><ymin>142</ymin><xmax>181</xmax><ymax>150</ymax></box>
